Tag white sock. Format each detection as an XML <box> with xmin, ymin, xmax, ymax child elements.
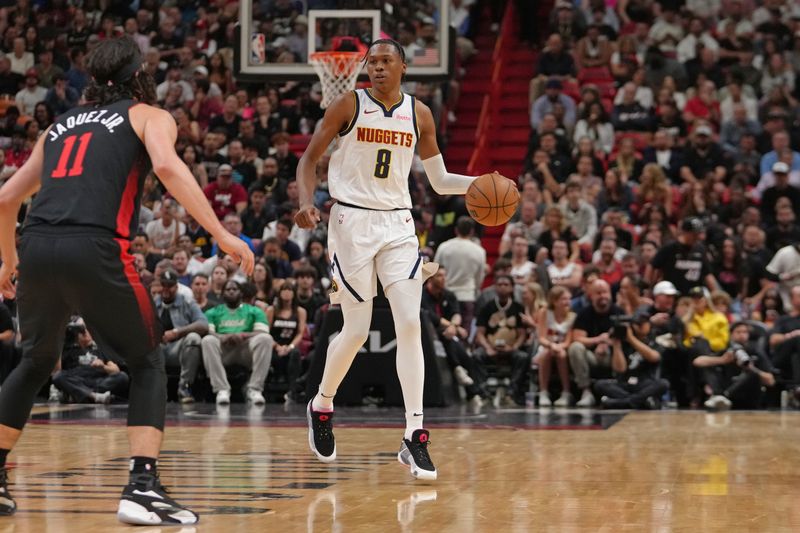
<box><xmin>405</xmin><ymin>411</ymin><xmax>423</xmax><ymax>440</ymax></box>
<box><xmin>385</xmin><ymin>280</ymin><xmax>426</xmax><ymax>441</ymax></box>
<box><xmin>313</xmin><ymin>298</ymin><xmax>374</xmax><ymax>412</ymax></box>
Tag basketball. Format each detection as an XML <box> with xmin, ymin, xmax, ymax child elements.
<box><xmin>465</xmin><ymin>172</ymin><xmax>520</xmax><ymax>226</ymax></box>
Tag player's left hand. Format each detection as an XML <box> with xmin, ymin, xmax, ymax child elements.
<box><xmin>0</xmin><ymin>258</ymin><xmax>17</xmax><ymax>299</ymax></box>
<box><xmin>295</xmin><ymin>204</ymin><xmax>321</xmax><ymax>230</ymax></box>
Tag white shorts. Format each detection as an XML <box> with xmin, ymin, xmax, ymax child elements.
<box><xmin>327</xmin><ymin>203</ymin><xmax>421</xmax><ymax>304</ymax></box>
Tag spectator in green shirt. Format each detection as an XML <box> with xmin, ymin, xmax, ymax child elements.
<box><xmin>201</xmin><ymin>280</ymin><xmax>275</xmax><ymax>405</ymax></box>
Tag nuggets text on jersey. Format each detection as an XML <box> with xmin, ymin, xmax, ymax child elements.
<box><xmin>356</xmin><ymin>126</ymin><xmax>414</xmax><ymax>147</ymax></box>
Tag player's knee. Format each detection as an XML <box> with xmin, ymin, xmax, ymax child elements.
<box><xmin>393</xmin><ymin>313</ymin><xmax>421</xmax><ymax>339</ymax></box>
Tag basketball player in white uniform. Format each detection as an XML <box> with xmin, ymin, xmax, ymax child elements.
<box><xmin>295</xmin><ymin>39</ymin><xmax>490</xmax><ymax>480</ymax></box>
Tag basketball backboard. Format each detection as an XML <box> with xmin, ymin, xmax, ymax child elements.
<box><xmin>235</xmin><ymin>0</ymin><xmax>454</xmax><ymax>82</ymax></box>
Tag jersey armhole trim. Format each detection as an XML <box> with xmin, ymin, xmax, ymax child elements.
<box><xmin>410</xmin><ymin>96</ymin><xmax>420</xmax><ymax>140</ymax></box>
<box><xmin>338</xmin><ymin>91</ymin><xmax>359</xmax><ymax>137</ymax></box>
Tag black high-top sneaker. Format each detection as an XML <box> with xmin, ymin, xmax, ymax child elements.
<box><xmin>398</xmin><ymin>429</ymin><xmax>437</xmax><ymax>480</ymax></box>
<box><xmin>117</xmin><ymin>472</ymin><xmax>199</xmax><ymax>525</ymax></box>
<box><xmin>0</xmin><ymin>468</ymin><xmax>16</xmax><ymax>515</ymax></box>
<box><xmin>307</xmin><ymin>400</ymin><xmax>336</xmax><ymax>463</ymax></box>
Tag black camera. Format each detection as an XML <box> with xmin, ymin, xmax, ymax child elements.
<box><xmin>610</xmin><ymin>315</ymin><xmax>634</xmax><ymax>340</ymax></box>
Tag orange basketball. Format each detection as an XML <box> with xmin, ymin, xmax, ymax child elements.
<box><xmin>465</xmin><ymin>172</ymin><xmax>520</xmax><ymax>226</ymax></box>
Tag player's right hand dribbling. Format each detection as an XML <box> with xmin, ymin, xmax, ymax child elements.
<box><xmin>217</xmin><ymin>233</ymin><xmax>255</xmax><ymax>276</ymax></box>
<box><xmin>295</xmin><ymin>204</ymin><xmax>321</xmax><ymax>230</ymax></box>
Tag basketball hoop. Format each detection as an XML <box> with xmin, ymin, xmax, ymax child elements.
<box><xmin>309</xmin><ymin>51</ymin><xmax>363</xmax><ymax>108</ymax></box>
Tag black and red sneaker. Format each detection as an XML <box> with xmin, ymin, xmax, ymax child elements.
<box><xmin>398</xmin><ymin>429</ymin><xmax>437</xmax><ymax>480</ymax></box>
<box><xmin>307</xmin><ymin>400</ymin><xmax>336</xmax><ymax>463</ymax></box>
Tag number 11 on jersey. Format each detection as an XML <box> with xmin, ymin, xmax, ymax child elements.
<box><xmin>52</xmin><ymin>132</ymin><xmax>93</xmax><ymax>178</ymax></box>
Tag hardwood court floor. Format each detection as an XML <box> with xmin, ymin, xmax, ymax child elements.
<box><xmin>3</xmin><ymin>405</ymin><xmax>800</xmax><ymax>532</ymax></box>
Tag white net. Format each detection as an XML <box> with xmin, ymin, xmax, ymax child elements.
<box><xmin>309</xmin><ymin>52</ymin><xmax>364</xmax><ymax>108</ymax></box>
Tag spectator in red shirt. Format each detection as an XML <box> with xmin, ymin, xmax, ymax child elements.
<box><xmin>683</xmin><ymin>80</ymin><xmax>721</xmax><ymax>128</ymax></box>
<box><xmin>203</xmin><ymin>164</ymin><xmax>247</xmax><ymax>219</ymax></box>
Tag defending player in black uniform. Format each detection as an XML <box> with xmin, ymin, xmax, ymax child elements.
<box><xmin>0</xmin><ymin>38</ymin><xmax>254</xmax><ymax>525</ymax></box>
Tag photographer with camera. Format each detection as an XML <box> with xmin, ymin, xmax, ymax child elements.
<box><xmin>568</xmin><ymin>279</ymin><xmax>625</xmax><ymax>407</ymax></box>
<box><xmin>694</xmin><ymin>322</ymin><xmax>777</xmax><ymax>410</ymax></box>
<box><xmin>594</xmin><ymin>308</ymin><xmax>669</xmax><ymax>409</ymax></box>
<box><xmin>52</xmin><ymin>317</ymin><xmax>129</xmax><ymax>404</ymax></box>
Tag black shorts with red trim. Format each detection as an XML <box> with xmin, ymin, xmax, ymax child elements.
<box><xmin>8</xmin><ymin>225</ymin><xmax>166</xmax><ymax>428</ymax></box>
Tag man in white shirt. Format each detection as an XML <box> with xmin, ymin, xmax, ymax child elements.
<box><xmin>8</xmin><ymin>38</ymin><xmax>33</xmax><ymax>76</ymax></box>
<box><xmin>146</xmin><ymin>198</ymin><xmax>186</xmax><ymax>253</ymax></box>
<box><xmin>648</xmin><ymin>7</ymin><xmax>683</xmax><ymax>55</ymax></box>
<box><xmin>433</xmin><ymin>216</ymin><xmax>486</xmax><ymax>328</ymax></box>
<box><xmin>767</xmin><ymin>243</ymin><xmax>800</xmax><ymax>310</ymax></box>
<box><xmin>156</xmin><ymin>65</ymin><xmax>194</xmax><ymax>104</ymax></box>
<box><xmin>676</xmin><ymin>17</ymin><xmax>719</xmax><ymax>64</ymax></box>
<box><xmin>14</xmin><ymin>69</ymin><xmax>47</xmax><ymax>116</ymax></box>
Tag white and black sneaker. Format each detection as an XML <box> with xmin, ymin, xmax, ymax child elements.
<box><xmin>307</xmin><ymin>400</ymin><xmax>336</xmax><ymax>463</ymax></box>
<box><xmin>117</xmin><ymin>473</ymin><xmax>198</xmax><ymax>525</ymax></box>
<box><xmin>0</xmin><ymin>468</ymin><xmax>16</xmax><ymax>515</ymax></box>
<box><xmin>398</xmin><ymin>429</ymin><xmax>437</xmax><ymax>481</ymax></box>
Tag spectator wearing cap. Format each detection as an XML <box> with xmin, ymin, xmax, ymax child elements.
<box><xmin>764</xmin><ymin>159</ymin><xmax>800</xmax><ymax>218</ymax></box>
<box><xmin>14</xmin><ymin>68</ymin><xmax>47</xmax><ymax>116</ymax></box>
<box><xmin>594</xmin><ymin>307</ymin><xmax>670</xmax><ymax>409</ymax></box>
<box><xmin>45</xmin><ymin>73</ymin><xmax>79</xmax><ymax>115</ymax></box>
<box><xmin>8</xmin><ymin>37</ymin><xmax>33</xmax><ymax>76</ymax></box>
<box><xmin>753</xmin><ymin>156</ymin><xmax>800</xmax><ymax>202</ymax></box>
<box><xmin>204</xmin><ymin>164</ymin><xmax>248</xmax><ymax>219</ymax></box>
<box><xmin>531</xmin><ymin>77</ymin><xmax>577</xmax><ymax>132</ymax></box>
<box><xmin>154</xmin><ymin>269</ymin><xmax>208</xmax><ymax>403</ymax></box>
<box><xmin>760</xmin><ymin>130</ymin><xmax>800</xmax><ymax>177</ymax></box>
<box><xmin>286</xmin><ymin>14</ymin><xmax>311</xmax><ymax>62</ymax></box>
<box><xmin>679</xmin><ymin>124</ymin><xmax>728</xmax><ymax>185</ymax></box>
<box><xmin>194</xmin><ymin>19</ymin><xmax>218</xmax><ymax>57</ymax></box>
<box><xmin>648</xmin><ymin>217</ymin><xmax>716</xmax><ymax>296</ymax></box>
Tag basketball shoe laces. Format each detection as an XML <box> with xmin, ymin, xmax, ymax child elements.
<box><xmin>408</xmin><ymin>436</ymin><xmax>434</xmax><ymax>469</ymax></box>
<box><xmin>312</xmin><ymin>412</ymin><xmax>333</xmax><ymax>442</ymax></box>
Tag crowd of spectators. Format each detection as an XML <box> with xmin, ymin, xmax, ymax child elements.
<box><xmin>500</xmin><ymin>0</ymin><xmax>800</xmax><ymax>409</ymax></box>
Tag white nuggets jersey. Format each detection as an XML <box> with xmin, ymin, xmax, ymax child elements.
<box><xmin>328</xmin><ymin>89</ymin><xmax>419</xmax><ymax>210</ymax></box>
